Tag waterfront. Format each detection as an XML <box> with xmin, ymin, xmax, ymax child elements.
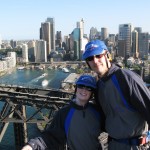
<box><xmin>0</xmin><ymin>68</ymin><xmax>71</xmax><ymax>89</ymax></box>
<box><xmin>0</xmin><ymin>68</ymin><xmax>71</xmax><ymax>150</ymax></box>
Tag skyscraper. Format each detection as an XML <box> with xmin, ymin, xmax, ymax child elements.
<box><xmin>63</xmin><ymin>35</ymin><xmax>70</xmax><ymax>52</ymax></box>
<box><xmin>22</xmin><ymin>44</ymin><xmax>29</xmax><ymax>63</ymax></box>
<box><xmin>134</xmin><ymin>27</ymin><xmax>142</xmax><ymax>33</ymax></box>
<box><xmin>108</xmin><ymin>34</ymin><xmax>116</xmax><ymax>43</ymax></box>
<box><xmin>76</xmin><ymin>18</ymin><xmax>87</xmax><ymax>60</ymax></box>
<box><xmin>90</xmin><ymin>27</ymin><xmax>98</xmax><ymax>40</ymax></box>
<box><xmin>7</xmin><ymin>52</ymin><xmax>16</xmax><ymax>67</ymax></box>
<box><xmin>134</xmin><ymin>27</ymin><xmax>142</xmax><ymax>58</ymax></box>
<box><xmin>118</xmin><ymin>24</ymin><xmax>132</xmax><ymax>58</ymax></box>
<box><xmin>70</xmin><ymin>28</ymin><xmax>80</xmax><ymax>60</ymax></box>
<box><xmin>0</xmin><ymin>34</ymin><xmax>2</xmax><ymax>49</ymax></box>
<box><xmin>10</xmin><ymin>40</ymin><xmax>14</xmax><ymax>48</ymax></box>
<box><xmin>132</xmin><ymin>30</ymin><xmax>139</xmax><ymax>58</ymax></box>
<box><xmin>35</xmin><ymin>40</ymin><xmax>47</xmax><ymax>62</ymax></box>
<box><xmin>138</xmin><ymin>32</ymin><xmax>149</xmax><ymax>58</ymax></box>
<box><xmin>77</xmin><ymin>18</ymin><xmax>84</xmax><ymax>52</ymax></box>
<box><xmin>118</xmin><ymin>40</ymin><xmax>126</xmax><ymax>58</ymax></box>
<box><xmin>56</xmin><ymin>31</ymin><xmax>62</xmax><ymax>48</ymax></box>
<box><xmin>41</xmin><ymin>22</ymin><xmax>51</xmax><ymax>55</ymax></box>
<box><xmin>101</xmin><ymin>27</ymin><xmax>108</xmax><ymax>41</ymax></box>
<box><xmin>46</xmin><ymin>17</ymin><xmax>55</xmax><ymax>51</ymax></box>
<box><xmin>28</xmin><ymin>40</ymin><xmax>36</xmax><ymax>62</ymax></box>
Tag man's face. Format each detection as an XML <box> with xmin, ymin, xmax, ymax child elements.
<box><xmin>86</xmin><ymin>53</ymin><xmax>109</xmax><ymax>77</ymax></box>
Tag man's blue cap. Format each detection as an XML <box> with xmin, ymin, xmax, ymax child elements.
<box><xmin>82</xmin><ymin>40</ymin><xmax>108</xmax><ymax>60</ymax></box>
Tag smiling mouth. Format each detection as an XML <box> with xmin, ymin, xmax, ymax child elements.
<box><xmin>80</xmin><ymin>93</ymin><xmax>86</xmax><ymax>96</ymax></box>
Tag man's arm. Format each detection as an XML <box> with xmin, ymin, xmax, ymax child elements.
<box><xmin>117</xmin><ymin>69</ymin><xmax>150</xmax><ymax>124</ymax></box>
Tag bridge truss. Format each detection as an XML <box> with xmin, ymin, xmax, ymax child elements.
<box><xmin>0</xmin><ymin>84</ymin><xmax>73</xmax><ymax>150</ymax></box>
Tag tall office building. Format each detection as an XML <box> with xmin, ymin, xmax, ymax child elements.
<box><xmin>40</xmin><ymin>22</ymin><xmax>51</xmax><ymax>55</ymax></box>
<box><xmin>56</xmin><ymin>31</ymin><xmax>62</xmax><ymax>48</ymax></box>
<box><xmin>89</xmin><ymin>27</ymin><xmax>98</xmax><ymax>40</ymax></box>
<box><xmin>0</xmin><ymin>35</ymin><xmax>1</xmax><ymax>49</ymax></box>
<box><xmin>0</xmin><ymin>34</ymin><xmax>1</xmax><ymax>42</ymax></box>
<box><xmin>108</xmin><ymin>34</ymin><xmax>116</xmax><ymax>43</ymax></box>
<box><xmin>28</xmin><ymin>40</ymin><xmax>36</xmax><ymax>62</ymax></box>
<box><xmin>2</xmin><ymin>57</ymin><xmax>14</xmax><ymax>69</ymax></box>
<box><xmin>134</xmin><ymin>27</ymin><xmax>142</xmax><ymax>58</ymax></box>
<box><xmin>63</xmin><ymin>35</ymin><xmax>69</xmax><ymax>52</ymax></box>
<box><xmin>118</xmin><ymin>24</ymin><xmax>132</xmax><ymax>58</ymax></box>
<box><xmin>10</xmin><ymin>40</ymin><xmax>15</xmax><ymax>48</ymax></box>
<box><xmin>138</xmin><ymin>32</ymin><xmax>149</xmax><ymax>58</ymax></box>
<box><xmin>69</xmin><ymin>19</ymin><xmax>88</xmax><ymax>60</ymax></box>
<box><xmin>77</xmin><ymin>18</ymin><xmax>84</xmax><ymax>33</ymax></box>
<box><xmin>118</xmin><ymin>40</ymin><xmax>126</xmax><ymax>57</ymax></box>
<box><xmin>22</xmin><ymin>44</ymin><xmax>29</xmax><ymax>63</ymax></box>
<box><xmin>35</xmin><ymin>40</ymin><xmax>47</xmax><ymax>62</ymax></box>
<box><xmin>78</xmin><ymin>19</ymin><xmax>88</xmax><ymax>59</ymax></box>
<box><xmin>77</xmin><ymin>18</ymin><xmax>84</xmax><ymax>52</ymax></box>
<box><xmin>46</xmin><ymin>17</ymin><xmax>55</xmax><ymax>51</ymax></box>
<box><xmin>132</xmin><ymin>30</ymin><xmax>139</xmax><ymax>58</ymax></box>
<box><xmin>101</xmin><ymin>27</ymin><xmax>108</xmax><ymax>41</ymax></box>
<box><xmin>70</xmin><ymin>28</ymin><xmax>80</xmax><ymax>60</ymax></box>
<box><xmin>134</xmin><ymin>27</ymin><xmax>142</xmax><ymax>33</ymax></box>
<box><xmin>7</xmin><ymin>52</ymin><xmax>16</xmax><ymax>67</ymax></box>
<box><xmin>134</xmin><ymin>27</ymin><xmax>149</xmax><ymax>58</ymax></box>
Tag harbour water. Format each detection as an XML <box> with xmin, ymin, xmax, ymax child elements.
<box><xmin>0</xmin><ymin>68</ymin><xmax>70</xmax><ymax>150</ymax></box>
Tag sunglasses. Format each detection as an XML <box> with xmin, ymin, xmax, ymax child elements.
<box><xmin>85</xmin><ymin>54</ymin><xmax>104</xmax><ymax>61</ymax></box>
<box><xmin>77</xmin><ymin>85</ymin><xmax>94</xmax><ymax>91</ymax></box>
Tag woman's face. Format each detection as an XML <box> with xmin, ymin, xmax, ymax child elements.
<box><xmin>75</xmin><ymin>85</ymin><xmax>93</xmax><ymax>105</ymax></box>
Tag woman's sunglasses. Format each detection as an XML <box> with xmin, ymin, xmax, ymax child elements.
<box><xmin>77</xmin><ymin>85</ymin><xmax>94</xmax><ymax>91</ymax></box>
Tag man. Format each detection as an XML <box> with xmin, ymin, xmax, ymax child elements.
<box><xmin>82</xmin><ymin>39</ymin><xmax>150</xmax><ymax>150</ymax></box>
<box><xmin>22</xmin><ymin>74</ymin><xmax>102</xmax><ymax>150</ymax></box>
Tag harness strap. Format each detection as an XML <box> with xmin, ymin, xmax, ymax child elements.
<box><xmin>109</xmin><ymin>136</ymin><xmax>141</xmax><ymax>146</ymax></box>
<box><xmin>109</xmin><ymin>131</ymin><xmax>150</xmax><ymax>146</ymax></box>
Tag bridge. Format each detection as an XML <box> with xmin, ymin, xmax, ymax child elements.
<box><xmin>0</xmin><ymin>81</ymin><xmax>149</xmax><ymax>150</ymax></box>
<box><xmin>17</xmin><ymin>60</ymin><xmax>86</xmax><ymax>66</ymax></box>
<box><xmin>0</xmin><ymin>84</ymin><xmax>73</xmax><ymax>150</ymax></box>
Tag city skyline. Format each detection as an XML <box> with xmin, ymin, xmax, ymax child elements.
<box><xmin>0</xmin><ymin>0</ymin><xmax>150</xmax><ymax>40</ymax></box>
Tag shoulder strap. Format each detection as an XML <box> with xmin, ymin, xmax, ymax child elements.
<box><xmin>111</xmin><ymin>69</ymin><xmax>136</xmax><ymax>112</ymax></box>
<box><xmin>64</xmin><ymin>108</ymin><xmax>75</xmax><ymax>138</ymax></box>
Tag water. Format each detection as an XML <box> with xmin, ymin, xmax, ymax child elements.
<box><xmin>0</xmin><ymin>68</ymin><xmax>70</xmax><ymax>150</ymax></box>
<box><xmin>0</xmin><ymin>68</ymin><xmax>70</xmax><ymax>89</ymax></box>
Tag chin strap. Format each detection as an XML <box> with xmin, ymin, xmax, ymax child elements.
<box><xmin>104</xmin><ymin>54</ymin><xmax>110</xmax><ymax>69</ymax></box>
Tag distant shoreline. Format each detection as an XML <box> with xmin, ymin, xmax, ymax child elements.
<box><xmin>0</xmin><ymin>68</ymin><xmax>16</xmax><ymax>77</ymax></box>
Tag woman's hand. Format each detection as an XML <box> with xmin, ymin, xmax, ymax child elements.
<box><xmin>21</xmin><ymin>145</ymin><xmax>32</xmax><ymax>150</ymax></box>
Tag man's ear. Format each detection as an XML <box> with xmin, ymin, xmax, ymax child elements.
<box><xmin>106</xmin><ymin>52</ymin><xmax>110</xmax><ymax>59</ymax></box>
<box><xmin>106</xmin><ymin>52</ymin><xmax>112</xmax><ymax>61</ymax></box>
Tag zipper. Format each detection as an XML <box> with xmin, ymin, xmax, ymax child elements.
<box><xmin>82</xmin><ymin>106</ymin><xmax>85</xmax><ymax>118</ymax></box>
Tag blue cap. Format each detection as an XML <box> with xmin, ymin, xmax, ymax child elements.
<box><xmin>82</xmin><ymin>40</ymin><xmax>108</xmax><ymax>60</ymax></box>
<box><xmin>76</xmin><ymin>75</ymin><xmax>96</xmax><ymax>89</ymax></box>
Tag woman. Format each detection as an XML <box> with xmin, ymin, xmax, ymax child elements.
<box><xmin>22</xmin><ymin>74</ymin><xmax>102</xmax><ymax>150</ymax></box>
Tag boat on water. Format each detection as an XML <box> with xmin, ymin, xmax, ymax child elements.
<box><xmin>41</xmin><ymin>73</ymin><xmax>48</xmax><ymax>77</ymax></box>
<box><xmin>62</xmin><ymin>67</ymin><xmax>69</xmax><ymax>73</ymax></box>
<box><xmin>17</xmin><ymin>66</ymin><xmax>25</xmax><ymax>70</ymax></box>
